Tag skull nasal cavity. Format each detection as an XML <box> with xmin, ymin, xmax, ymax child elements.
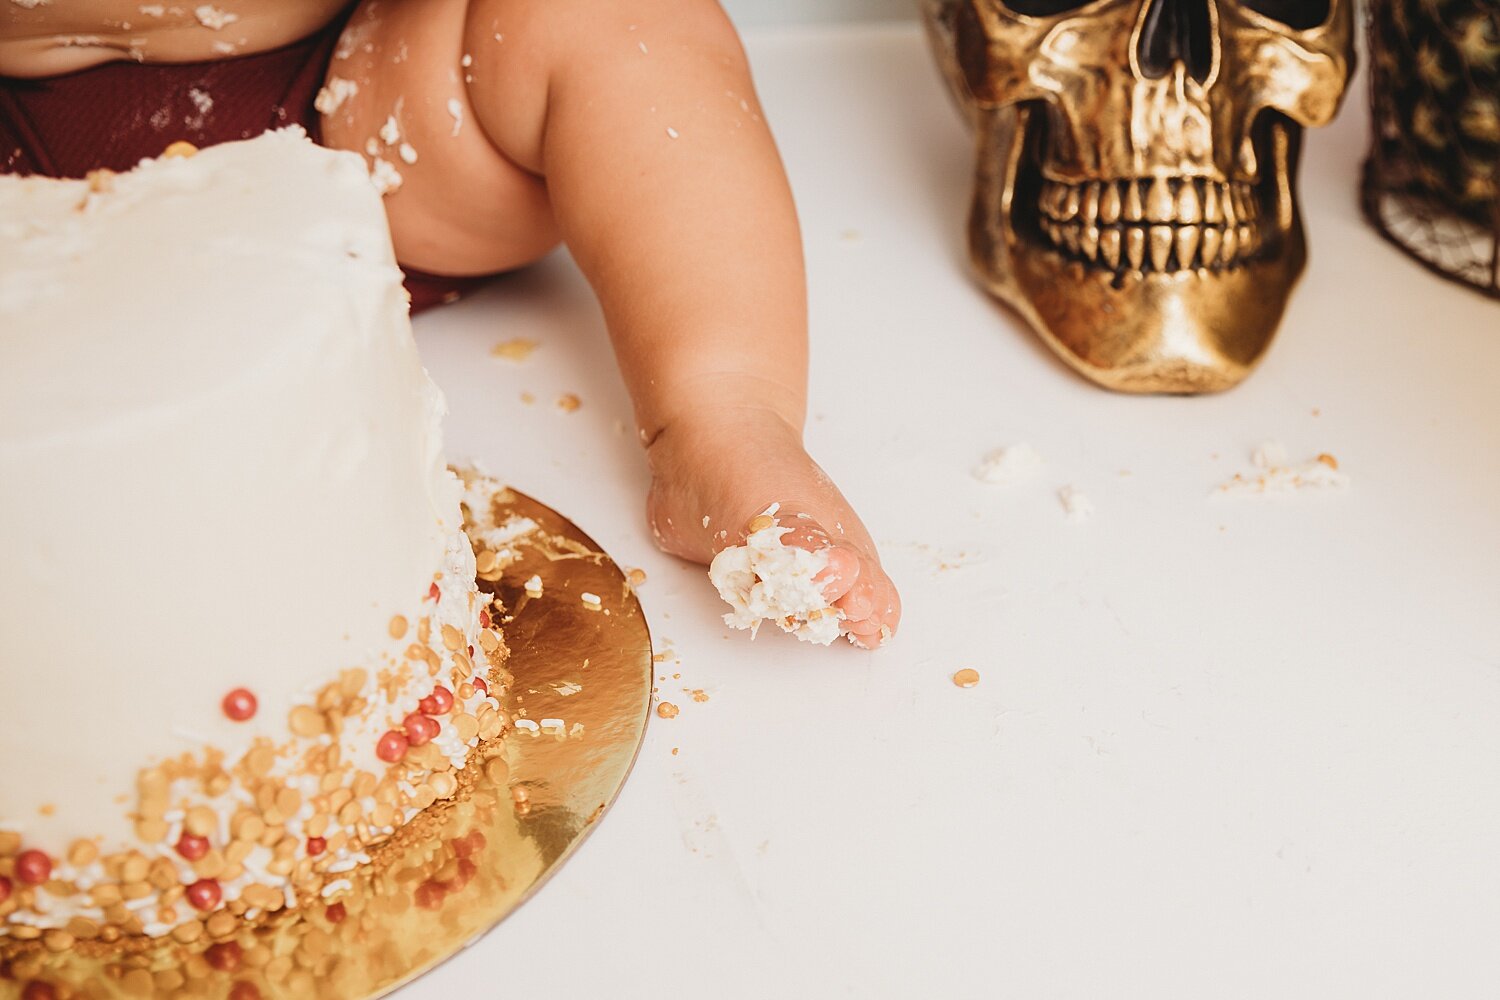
<box><xmin>1137</xmin><ymin>0</ymin><xmax>1213</xmax><ymax>83</ymax></box>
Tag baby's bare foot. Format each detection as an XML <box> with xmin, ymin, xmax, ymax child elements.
<box><xmin>644</xmin><ymin>409</ymin><xmax>900</xmax><ymax>648</ymax></box>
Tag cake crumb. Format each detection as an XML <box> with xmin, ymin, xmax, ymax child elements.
<box><xmin>557</xmin><ymin>393</ymin><xmax>581</xmax><ymax>413</ymax></box>
<box><xmin>1057</xmin><ymin>485</ymin><xmax>1093</xmax><ymax>521</ymax></box>
<box><xmin>657</xmin><ymin>702</ymin><xmax>679</xmax><ymax>719</ymax></box>
<box><xmin>952</xmin><ymin>668</ymin><xmax>980</xmax><ymax>689</ymax></box>
<box><xmin>1216</xmin><ymin>442</ymin><xmax>1350</xmax><ymax>495</ymax></box>
<box><xmin>626</xmin><ymin>568</ymin><xmax>647</xmax><ymax>587</ymax></box>
<box><xmin>973</xmin><ymin>443</ymin><xmax>1042</xmax><ymax>485</ymax></box>
<box><xmin>671</xmin><ymin>747</ymin><xmax>680</xmax><ymax>755</ymax></box>
<box><xmin>687</xmin><ymin>689</ymin><xmax>709</xmax><ymax>703</ymax></box>
<box><xmin>489</xmin><ymin>337</ymin><xmax>537</xmax><ymax>362</ymax></box>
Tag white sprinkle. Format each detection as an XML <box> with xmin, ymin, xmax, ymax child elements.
<box><xmin>701</xmin><ymin>515</ymin><xmax>711</xmax><ymax>528</ymax></box>
<box><xmin>1057</xmin><ymin>485</ymin><xmax>1094</xmax><ymax>521</ymax></box>
<box><xmin>139</xmin><ymin>3</ymin><xmax>165</xmax><ymax>14</ymax></box>
<box><xmin>639</xmin><ymin>41</ymin><xmax>648</xmax><ymax>54</ymax></box>
<box><xmin>493</xmin><ymin>32</ymin><xmax>503</xmax><ymax>42</ymax></box>
<box><xmin>581</xmin><ymin>591</ymin><xmax>602</xmax><ymax>606</ymax></box>
<box><xmin>447</xmin><ymin>98</ymin><xmax>464</xmax><ymax>137</ymax></box>
<box><xmin>524</xmin><ymin>574</ymin><xmax>544</xmax><ymax>597</ymax></box>
<box><xmin>378</xmin><ymin>114</ymin><xmax>401</xmax><ymax>145</ymax></box>
<box><xmin>972</xmin><ymin>442</ymin><xmax>1043</xmax><ymax>485</ymax></box>
<box><xmin>514</xmin><ymin>719</ymin><xmax>540</xmax><ymax>733</ymax></box>
<box><xmin>666</xmin><ymin>127</ymin><xmax>680</xmax><ymax>139</ymax></box>
<box><xmin>10</xmin><ymin>0</ymin><xmax>51</xmax><ymax>8</ymax></box>
<box><xmin>193</xmin><ymin>4</ymin><xmax>236</xmax><ymax>29</ymax></box>
<box><xmin>210</xmin><ymin>39</ymin><xmax>236</xmax><ymax>54</ymax></box>
<box><xmin>363</xmin><ymin>137</ymin><xmax>380</xmax><ymax>156</ymax></box>
<box><xmin>398</xmin><ymin>142</ymin><xmax>418</xmax><ymax>164</ymax></box>
<box><xmin>321</xmin><ymin>879</ymin><xmax>352</xmax><ymax>898</ymax></box>
<box><xmin>552</xmin><ymin>681</ymin><xmax>583</xmax><ymax>697</ymax></box>
<box><xmin>461</xmin><ymin>53</ymin><xmax>473</xmax><ymax>67</ymax></box>
<box><xmin>313</xmin><ymin>76</ymin><xmax>359</xmax><ymax>115</ymax></box>
<box><xmin>540</xmin><ymin>718</ymin><xmax>566</xmax><ymax>731</ymax></box>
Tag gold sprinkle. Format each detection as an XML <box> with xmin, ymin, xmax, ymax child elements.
<box><xmin>556</xmin><ymin>392</ymin><xmax>581</xmax><ymax>413</ymax></box>
<box><xmin>276</xmin><ymin>787</ymin><xmax>302</xmax><ymax>817</ymax></box>
<box><xmin>441</xmin><ymin>623</ymin><xmax>463</xmax><ymax>651</ymax></box>
<box><xmin>484</xmin><ymin>756</ymin><xmax>510</xmax><ymax>784</ymax></box>
<box><xmin>1316</xmin><ymin>453</ymin><xmax>1339</xmax><ymax>470</ymax></box>
<box><xmin>162</xmin><ymin>140</ymin><xmax>199</xmax><ymax>158</ymax></box>
<box><xmin>747</xmin><ymin>514</ymin><xmax>775</xmax><ymax>533</ymax></box>
<box><xmin>490</xmin><ymin>336</ymin><xmax>538</xmax><ymax>361</ymax></box>
<box><xmin>206</xmin><ymin>910</ymin><xmax>239</xmax><ymax>937</ymax></box>
<box><xmin>289</xmin><ymin>704</ymin><xmax>327</xmax><ymax>737</ymax></box>
<box><xmin>388</xmin><ymin>615</ymin><xmax>408</xmax><ymax>639</ymax></box>
<box><xmin>134</xmin><ymin>817</ymin><xmax>169</xmax><ymax>843</ymax></box>
<box><xmin>184</xmin><ymin>805</ymin><xmax>217</xmax><ymax>838</ymax></box>
<box><xmin>688</xmin><ymin>689</ymin><xmax>709</xmax><ymax>703</ymax></box>
<box><xmin>43</xmin><ymin>929</ymin><xmax>75</xmax><ymax>952</ymax></box>
<box><xmin>67</xmin><ymin>839</ymin><xmax>100</xmax><ymax>868</ymax></box>
<box><xmin>475</xmin><ymin>549</ymin><xmax>499</xmax><ymax>574</ymax></box>
<box><xmin>952</xmin><ymin>668</ymin><xmax>981</xmax><ymax>689</ymax></box>
<box><xmin>120</xmin><ymin>854</ymin><xmax>150</xmax><ymax>883</ymax></box>
<box><xmin>656</xmin><ymin>702</ymin><xmax>679</xmax><ymax>719</ymax></box>
<box><xmin>452</xmin><ymin>713</ymin><xmax>480</xmax><ymax>742</ymax></box>
<box><xmin>86</xmin><ymin>168</ymin><xmax>115</xmax><ymax>193</ymax></box>
<box><xmin>627</xmin><ymin>567</ymin><xmax>648</xmax><ymax>587</ymax></box>
<box><xmin>171</xmin><ymin>920</ymin><xmax>204</xmax><ymax>944</ymax></box>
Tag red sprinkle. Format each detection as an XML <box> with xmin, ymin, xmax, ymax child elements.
<box><xmin>324</xmin><ymin>901</ymin><xmax>347</xmax><ymax>924</ymax></box>
<box><xmin>229</xmin><ymin>983</ymin><xmax>263</xmax><ymax>1000</ymax></box>
<box><xmin>221</xmin><ymin>687</ymin><xmax>258</xmax><ymax>721</ymax></box>
<box><xmin>175</xmin><ymin>832</ymin><xmax>210</xmax><ymax>862</ymax></box>
<box><xmin>0</xmin><ymin>875</ymin><xmax>11</xmax><ymax>904</ymax></box>
<box><xmin>472</xmin><ymin>676</ymin><xmax>488</xmax><ymax>696</ymax></box>
<box><xmin>306</xmin><ymin>836</ymin><xmax>327</xmax><ymax>857</ymax></box>
<box><xmin>185</xmin><ymin>878</ymin><xmax>222</xmax><ymax>911</ymax></box>
<box><xmin>427</xmin><ymin>582</ymin><xmax>440</xmax><ymax>602</ymax></box>
<box><xmin>479</xmin><ymin>609</ymin><xmax>491</xmax><ymax>628</ymax></box>
<box><xmin>418</xmin><ymin>686</ymin><xmax>454</xmax><ymax>716</ymax></box>
<box><xmin>375</xmin><ymin>730</ymin><xmax>408</xmax><ymax>763</ymax></box>
<box><xmin>21</xmin><ymin>983</ymin><xmax>58</xmax><ymax>1000</ymax></box>
<box><xmin>204</xmin><ymin>941</ymin><xmax>242</xmax><ymax>972</ymax></box>
<box><xmin>14</xmin><ymin>850</ymin><xmax>51</xmax><ymax>886</ymax></box>
<box><xmin>403</xmin><ymin>713</ymin><xmax>440</xmax><ymax>747</ymax></box>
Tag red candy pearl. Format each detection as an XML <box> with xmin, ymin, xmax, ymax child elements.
<box><xmin>403</xmin><ymin>713</ymin><xmax>440</xmax><ymax>747</ymax></box>
<box><xmin>479</xmin><ymin>609</ymin><xmax>491</xmax><ymax>628</ymax></box>
<box><xmin>472</xmin><ymin>676</ymin><xmax>487</xmax><ymax>697</ymax></box>
<box><xmin>229</xmin><ymin>983</ymin><xmax>263</xmax><ymax>1000</ymax></box>
<box><xmin>176</xmin><ymin>832</ymin><xmax>210</xmax><ymax>862</ymax></box>
<box><xmin>324</xmin><ymin>901</ymin><xmax>347</xmax><ymax>924</ymax></box>
<box><xmin>375</xmin><ymin>730</ymin><xmax>409</xmax><ymax>763</ymax></box>
<box><xmin>21</xmin><ymin>983</ymin><xmax>58</xmax><ymax>1000</ymax></box>
<box><xmin>306</xmin><ymin>837</ymin><xmax>327</xmax><ymax>857</ymax></box>
<box><xmin>14</xmin><ymin>850</ymin><xmax>51</xmax><ymax>886</ymax></box>
<box><xmin>221</xmin><ymin>688</ymin><xmax>258</xmax><ymax>722</ymax></box>
<box><xmin>427</xmin><ymin>582</ymin><xmax>440</xmax><ymax>602</ymax></box>
<box><xmin>0</xmin><ymin>875</ymin><xmax>11</xmax><ymax>904</ymax></box>
<box><xmin>204</xmin><ymin>941</ymin><xmax>242</xmax><ymax>972</ymax></box>
<box><xmin>418</xmin><ymin>686</ymin><xmax>454</xmax><ymax>716</ymax></box>
<box><xmin>185</xmin><ymin>878</ymin><xmax>222</xmax><ymax>911</ymax></box>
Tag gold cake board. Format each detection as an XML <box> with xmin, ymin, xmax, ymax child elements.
<box><xmin>2</xmin><ymin>488</ymin><xmax>653</xmax><ymax>999</ymax></box>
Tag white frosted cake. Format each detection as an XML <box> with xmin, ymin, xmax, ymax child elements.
<box><xmin>0</xmin><ymin>130</ymin><xmax>508</xmax><ymax>940</ymax></box>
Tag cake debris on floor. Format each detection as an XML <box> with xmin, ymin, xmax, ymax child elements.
<box><xmin>1057</xmin><ymin>484</ymin><xmax>1093</xmax><ymax>521</ymax></box>
<box><xmin>1216</xmin><ymin>442</ymin><xmax>1349</xmax><ymax>495</ymax></box>
<box><xmin>557</xmin><ymin>392</ymin><xmax>582</xmax><ymax>413</ymax></box>
<box><xmin>490</xmin><ymin>337</ymin><xmax>538</xmax><ymax>361</ymax></box>
<box><xmin>972</xmin><ymin>442</ymin><xmax>1043</xmax><ymax>485</ymax></box>
<box><xmin>708</xmin><ymin>504</ymin><xmax>845</xmax><ymax>645</ymax></box>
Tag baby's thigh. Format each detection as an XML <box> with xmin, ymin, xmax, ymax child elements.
<box><xmin>319</xmin><ymin>0</ymin><xmax>559</xmax><ymax>275</ymax></box>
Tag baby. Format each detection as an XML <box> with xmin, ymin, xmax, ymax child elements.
<box><xmin>0</xmin><ymin>0</ymin><xmax>901</xmax><ymax>647</ymax></box>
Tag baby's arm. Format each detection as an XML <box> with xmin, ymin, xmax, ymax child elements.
<box><xmin>323</xmin><ymin>0</ymin><xmax>899</xmax><ymax>645</ymax></box>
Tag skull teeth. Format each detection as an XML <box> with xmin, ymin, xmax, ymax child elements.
<box><xmin>1038</xmin><ymin>177</ymin><xmax>1262</xmax><ymax>274</ymax></box>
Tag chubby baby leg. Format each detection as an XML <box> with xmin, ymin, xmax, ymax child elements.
<box><xmin>321</xmin><ymin>0</ymin><xmax>900</xmax><ymax>646</ymax></box>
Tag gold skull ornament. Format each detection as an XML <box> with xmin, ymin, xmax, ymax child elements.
<box><xmin>924</xmin><ymin>0</ymin><xmax>1355</xmax><ymax>393</ymax></box>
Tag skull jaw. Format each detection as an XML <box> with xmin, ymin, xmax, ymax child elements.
<box><xmin>976</xmin><ymin>223</ymin><xmax>1307</xmax><ymax>395</ymax></box>
<box><xmin>968</xmin><ymin>107</ymin><xmax>1308</xmax><ymax>395</ymax></box>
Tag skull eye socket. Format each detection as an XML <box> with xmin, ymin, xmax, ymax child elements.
<box><xmin>998</xmin><ymin>0</ymin><xmax>1094</xmax><ymax>14</ymax></box>
<box><xmin>1239</xmin><ymin>0</ymin><xmax>1331</xmax><ymax>30</ymax></box>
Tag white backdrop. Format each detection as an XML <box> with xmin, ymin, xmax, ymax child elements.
<box><xmin>722</xmin><ymin>0</ymin><xmax>916</xmax><ymax>26</ymax></box>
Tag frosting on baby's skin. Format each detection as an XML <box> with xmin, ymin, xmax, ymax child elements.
<box><xmin>708</xmin><ymin>504</ymin><xmax>845</xmax><ymax>646</ymax></box>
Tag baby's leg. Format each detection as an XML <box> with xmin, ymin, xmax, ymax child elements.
<box><xmin>322</xmin><ymin>0</ymin><xmax>899</xmax><ymax>645</ymax></box>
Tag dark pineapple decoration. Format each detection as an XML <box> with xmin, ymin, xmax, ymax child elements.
<box><xmin>1364</xmin><ymin>0</ymin><xmax>1500</xmax><ymax>297</ymax></box>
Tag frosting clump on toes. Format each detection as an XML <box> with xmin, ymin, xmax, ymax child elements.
<box><xmin>709</xmin><ymin>504</ymin><xmax>849</xmax><ymax>646</ymax></box>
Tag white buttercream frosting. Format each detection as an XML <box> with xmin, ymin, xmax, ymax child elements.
<box><xmin>708</xmin><ymin>506</ymin><xmax>845</xmax><ymax>646</ymax></box>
